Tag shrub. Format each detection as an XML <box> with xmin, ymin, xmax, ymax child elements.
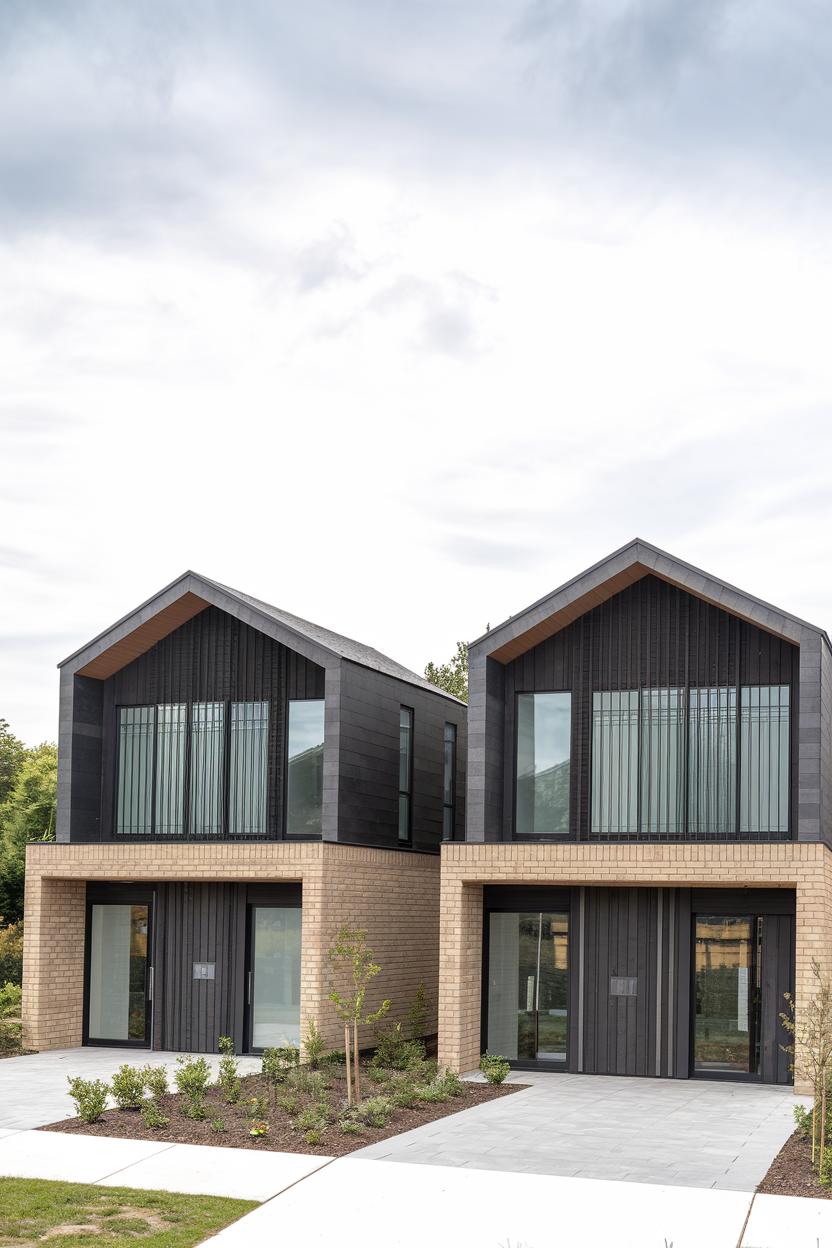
<box><xmin>182</xmin><ymin>1097</ymin><xmax>208</xmax><ymax>1121</ymax></box>
<box><xmin>412</xmin><ymin>1081</ymin><xmax>447</xmax><ymax>1104</ymax></box>
<box><xmin>286</xmin><ymin>1067</ymin><xmax>330</xmax><ymax>1098</ymax></box>
<box><xmin>142</xmin><ymin>1065</ymin><xmax>169</xmax><ymax>1101</ymax></box>
<box><xmin>244</xmin><ymin>1095</ymin><xmax>270</xmax><ymax>1120</ymax></box>
<box><xmin>338</xmin><ymin>1117</ymin><xmax>363</xmax><ymax>1135</ymax></box>
<box><xmin>111</xmin><ymin>1064</ymin><xmax>146</xmax><ymax>1110</ymax></box>
<box><xmin>353</xmin><ymin>1096</ymin><xmax>392</xmax><ymax>1128</ymax></box>
<box><xmin>304</xmin><ymin>1018</ymin><xmax>327</xmax><ymax>1069</ymax></box>
<box><xmin>249</xmin><ymin>1120</ymin><xmax>269</xmax><ymax>1138</ymax></box>
<box><xmin>386</xmin><ymin>1073</ymin><xmax>420</xmax><ymax>1109</ymax></box>
<box><xmin>305</xmin><ymin>1128</ymin><xmax>325</xmax><ymax>1146</ymax></box>
<box><xmin>140</xmin><ymin>1100</ymin><xmax>169</xmax><ymax>1129</ymax></box>
<box><xmin>296</xmin><ymin>1104</ymin><xmax>330</xmax><ymax>1133</ymax></box>
<box><xmin>174</xmin><ymin>1055</ymin><xmax>211</xmax><ymax>1100</ymax></box>
<box><xmin>407</xmin><ymin>982</ymin><xmax>429</xmax><ymax>1040</ymax></box>
<box><xmin>67</xmin><ymin>1076</ymin><xmax>109</xmax><ymax>1123</ymax></box>
<box><xmin>0</xmin><ymin>981</ymin><xmax>22</xmax><ymax>1018</ymax></box>
<box><xmin>210</xmin><ymin>1118</ymin><xmax>226</xmax><ymax>1133</ymax></box>
<box><xmin>479</xmin><ymin>1053</ymin><xmax>511</xmax><ymax>1085</ymax></box>
<box><xmin>0</xmin><ymin>921</ymin><xmax>23</xmax><ymax>986</ymax></box>
<box><xmin>0</xmin><ymin>1017</ymin><xmax>22</xmax><ymax>1055</ymax></box>
<box><xmin>276</xmin><ymin>1092</ymin><xmax>300</xmax><ymax>1117</ymax></box>
<box><xmin>217</xmin><ymin>1035</ymin><xmax>241</xmax><ymax>1103</ymax></box>
<box><xmin>794</xmin><ymin>1103</ymin><xmax>814</xmax><ymax>1138</ymax></box>
<box><xmin>435</xmin><ymin>1068</ymin><xmax>464</xmax><ymax>1097</ymax></box>
<box><xmin>372</xmin><ymin>1022</ymin><xmax>425</xmax><ymax>1072</ymax></box>
<box><xmin>262</xmin><ymin>1046</ymin><xmax>300</xmax><ymax>1090</ymax></box>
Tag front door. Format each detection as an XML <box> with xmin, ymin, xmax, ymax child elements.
<box><xmin>85</xmin><ymin>901</ymin><xmax>152</xmax><ymax>1046</ymax></box>
<box><xmin>485</xmin><ymin>911</ymin><xmax>569</xmax><ymax>1065</ymax></box>
<box><xmin>245</xmin><ymin>905</ymin><xmax>302</xmax><ymax>1053</ymax></box>
<box><xmin>693</xmin><ymin>914</ymin><xmax>761</xmax><ymax>1077</ymax></box>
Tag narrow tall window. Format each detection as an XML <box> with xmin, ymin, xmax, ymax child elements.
<box><xmin>286</xmin><ymin>699</ymin><xmax>325</xmax><ymax>836</ymax></box>
<box><xmin>116</xmin><ymin>707</ymin><xmax>154</xmax><ymax>834</ymax></box>
<box><xmin>398</xmin><ymin>706</ymin><xmax>414</xmax><ymax>842</ymax></box>
<box><xmin>640</xmin><ymin>688</ymin><xmax>685</xmax><ymax>837</ymax></box>
<box><xmin>688</xmin><ymin>688</ymin><xmax>736</xmax><ymax>837</ymax></box>
<box><xmin>516</xmin><ymin>692</ymin><xmax>571</xmax><ymax>836</ymax></box>
<box><xmin>740</xmin><ymin>686</ymin><xmax>789</xmax><ymax>834</ymax></box>
<box><xmin>155</xmin><ymin>704</ymin><xmax>186</xmax><ymax>835</ymax></box>
<box><xmin>229</xmin><ymin>701</ymin><xmax>269</xmax><ymax>836</ymax></box>
<box><xmin>591</xmin><ymin>691</ymin><xmax>638</xmax><ymax>837</ymax></box>
<box><xmin>442</xmin><ymin>722</ymin><xmax>457</xmax><ymax>840</ymax></box>
<box><xmin>189</xmin><ymin>702</ymin><xmax>225</xmax><ymax>835</ymax></box>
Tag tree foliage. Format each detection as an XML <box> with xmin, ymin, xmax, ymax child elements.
<box><xmin>424</xmin><ymin>641</ymin><xmax>468</xmax><ymax>703</ymax></box>
<box><xmin>0</xmin><ymin>729</ymin><xmax>58</xmax><ymax>932</ymax></box>
<box><xmin>0</xmin><ymin>720</ymin><xmax>25</xmax><ymax>807</ymax></box>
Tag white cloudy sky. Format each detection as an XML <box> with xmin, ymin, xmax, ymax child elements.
<box><xmin>2</xmin><ymin>0</ymin><xmax>832</xmax><ymax>745</ymax></box>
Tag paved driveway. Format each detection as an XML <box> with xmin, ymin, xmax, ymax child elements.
<box><xmin>0</xmin><ymin>1047</ymin><xmax>260</xmax><ymax>1131</ymax></box>
<box><xmin>355</xmin><ymin>1071</ymin><xmax>807</xmax><ymax>1190</ymax></box>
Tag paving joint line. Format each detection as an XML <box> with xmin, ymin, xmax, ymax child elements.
<box><xmin>91</xmin><ymin>1143</ymin><xmax>178</xmax><ymax>1186</ymax></box>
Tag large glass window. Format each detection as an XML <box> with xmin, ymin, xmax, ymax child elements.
<box><xmin>640</xmin><ymin>688</ymin><xmax>685</xmax><ymax>837</ymax></box>
<box><xmin>398</xmin><ymin>707</ymin><xmax>413</xmax><ymax>842</ymax></box>
<box><xmin>115</xmin><ymin>699</ymin><xmax>272</xmax><ymax>837</ymax></box>
<box><xmin>286</xmin><ymin>699</ymin><xmax>325</xmax><ymax>837</ymax></box>
<box><xmin>740</xmin><ymin>686</ymin><xmax>790</xmax><ymax>835</ymax></box>
<box><xmin>591</xmin><ymin>691</ymin><xmax>638</xmax><ymax>837</ymax></box>
<box><xmin>689</xmin><ymin>688</ymin><xmax>737</xmax><ymax>837</ymax></box>
<box><xmin>229</xmin><ymin>701</ymin><xmax>269</xmax><ymax>836</ymax></box>
<box><xmin>486</xmin><ymin>911</ymin><xmax>568</xmax><ymax>1062</ymax></box>
<box><xmin>516</xmin><ymin>692</ymin><xmax>571</xmax><ymax>836</ymax></box>
<box><xmin>442</xmin><ymin>722</ymin><xmax>457</xmax><ymax>840</ymax></box>
<box><xmin>250</xmin><ymin>906</ymin><xmax>302</xmax><ymax>1049</ymax></box>
<box><xmin>87</xmin><ymin>903</ymin><xmax>149</xmax><ymax>1042</ymax></box>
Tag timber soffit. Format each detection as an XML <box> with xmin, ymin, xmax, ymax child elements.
<box><xmin>58</xmin><ymin>570</ymin><xmax>463</xmax><ymax>703</ymax></box>
<box><xmin>470</xmin><ymin>537</ymin><xmax>832</xmax><ymax>664</ymax></box>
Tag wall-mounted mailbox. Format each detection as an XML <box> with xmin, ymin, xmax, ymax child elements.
<box><xmin>610</xmin><ymin>976</ymin><xmax>637</xmax><ymax>997</ymax></box>
<box><xmin>193</xmin><ymin>962</ymin><xmax>215</xmax><ymax>981</ymax></box>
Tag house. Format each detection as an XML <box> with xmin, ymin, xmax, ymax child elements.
<box><xmin>437</xmin><ymin>540</ymin><xmax>832</xmax><ymax>1087</ymax></box>
<box><xmin>22</xmin><ymin>572</ymin><xmax>466</xmax><ymax>1054</ymax></box>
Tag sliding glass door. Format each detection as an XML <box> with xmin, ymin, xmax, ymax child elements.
<box><xmin>486</xmin><ymin>911</ymin><xmax>569</xmax><ymax>1064</ymax></box>
<box><xmin>246</xmin><ymin>906</ymin><xmax>302</xmax><ymax>1052</ymax></box>
<box><xmin>86</xmin><ymin>902</ymin><xmax>151</xmax><ymax>1045</ymax></box>
<box><xmin>693</xmin><ymin>915</ymin><xmax>761</xmax><ymax>1077</ymax></box>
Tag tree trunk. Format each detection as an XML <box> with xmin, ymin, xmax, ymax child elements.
<box><xmin>813</xmin><ymin>1100</ymin><xmax>818</xmax><ymax>1167</ymax></box>
<box><xmin>823</xmin><ymin>1086</ymin><xmax>828</xmax><ymax>1175</ymax></box>
<box><xmin>354</xmin><ymin>1018</ymin><xmax>361</xmax><ymax>1103</ymax></box>
<box><xmin>344</xmin><ymin>1023</ymin><xmax>353</xmax><ymax>1107</ymax></box>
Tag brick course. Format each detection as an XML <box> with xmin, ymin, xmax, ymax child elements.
<box><xmin>23</xmin><ymin>841</ymin><xmax>439</xmax><ymax>1054</ymax></box>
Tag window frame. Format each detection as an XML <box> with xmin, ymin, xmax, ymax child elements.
<box><xmin>398</xmin><ymin>705</ymin><xmax>414</xmax><ymax>844</ymax></box>
<box><xmin>512</xmin><ymin>690</ymin><xmax>573</xmax><ymax>839</ymax></box>
<box><xmin>442</xmin><ymin>721</ymin><xmax>458</xmax><ymax>841</ymax></box>
<box><xmin>284</xmin><ymin>697</ymin><xmax>326</xmax><ymax>840</ymax></box>
<box><xmin>113</xmin><ymin>698</ymin><xmax>273</xmax><ymax>840</ymax></box>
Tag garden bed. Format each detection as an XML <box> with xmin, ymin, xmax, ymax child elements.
<box><xmin>758</xmin><ymin>1129</ymin><xmax>832</xmax><ymax>1200</ymax></box>
<box><xmin>42</xmin><ymin>1063</ymin><xmax>524</xmax><ymax>1157</ymax></box>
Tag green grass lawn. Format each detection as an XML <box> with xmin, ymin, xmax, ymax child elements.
<box><xmin>0</xmin><ymin>1177</ymin><xmax>257</xmax><ymax>1247</ymax></box>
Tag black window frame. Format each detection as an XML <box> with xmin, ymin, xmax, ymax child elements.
<box><xmin>512</xmin><ymin>690</ymin><xmax>573</xmax><ymax>840</ymax></box>
<box><xmin>442</xmin><ymin>721</ymin><xmax>457</xmax><ymax>841</ymax></box>
<box><xmin>113</xmin><ymin>698</ymin><xmax>272</xmax><ymax>841</ymax></box>
<box><xmin>284</xmin><ymin>696</ymin><xmax>326</xmax><ymax>841</ymax></box>
<box><xmin>398</xmin><ymin>705</ymin><xmax>414</xmax><ymax>843</ymax></box>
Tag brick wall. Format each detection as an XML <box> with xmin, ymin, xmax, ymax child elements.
<box><xmin>22</xmin><ymin>841</ymin><xmax>439</xmax><ymax>1054</ymax></box>
<box><xmin>437</xmin><ymin>841</ymin><xmax>832</xmax><ymax>1093</ymax></box>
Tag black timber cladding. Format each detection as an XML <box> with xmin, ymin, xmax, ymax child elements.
<box><xmin>501</xmin><ymin>575</ymin><xmax>800</xmax><ymax>842</ymax></box>
<box><xmin>96</xmin><ymin>607</ymin><xmax>325</xmax><ymax>841</ymax></box>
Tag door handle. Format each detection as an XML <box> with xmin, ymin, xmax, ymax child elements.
<box><xmin>148</xmin><ymin>966</ymin><xmax>154</xmax><ymax>1003</ymax></box>
<box><xmin>247</xmin><ymin>971</ymin><xmax>253</xmax><ymax>1005</ymax></box>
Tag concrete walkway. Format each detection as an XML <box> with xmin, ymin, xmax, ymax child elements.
<box><xmin>354</xmin><ymin>1070</ymin><xmax>808</xmax><ymax>1190</ymax></box>
<box><xmin>0</xmin><ymin>1047</ymin><xmax>260</xmax><ymax>1131</ymax></box>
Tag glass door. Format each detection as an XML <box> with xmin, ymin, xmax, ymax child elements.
<box><xmin>86</xmin><ymin>903</ymin><xmax>151</xmax><ymax>1045</ymax></box>
<box><xmin>486</xmin><ymin>911</ymin><xmax>569</xmax><ymax>1064</ymax></box>
<box><xmin>694</xmin><ymin>915</ymin><xmax>761</xmax><ymax>1077</ymax></box>
<box><xmin>246</xmin><ymin>906</ymin><xmax>302</xmax><ymax>1052</ymax></box>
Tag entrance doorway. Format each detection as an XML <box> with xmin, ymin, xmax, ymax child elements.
<box><xmin>693</xmin><ymin>914</ymin><xmax>761</xmax><ymax>1077</ymax></box>
<box><xmin>485</xmin><ymin>911</ymin><xmax>569</xmax><ymax>1065</ymax></box>
<box><xmin>85</xmin><ymin>901</ymin><xmax>152</xmax><ymax>1046</ymax></box>
<box><xmin>245</xmin><ymin>905</ymin><xmax>302</xmax><ymax>1052</ymax></box>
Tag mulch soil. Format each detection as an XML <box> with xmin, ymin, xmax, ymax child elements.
<box><xmin>758</xmin><ymin>1129</ymin><xmax>832</xmax><ymax>1200</ymax></box>
<box><xmin>42</xmin><ymin>1067</ymin><xmax>525</xmax><ymax>1157</ymax></box>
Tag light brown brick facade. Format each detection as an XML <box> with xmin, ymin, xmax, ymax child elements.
<box><xmin>23</xmin><ymin>841</ymin><xmax>439</xmax><ymax>1053</ymax></box>
<box><xmin>437</xmin><ymin>841</ymin><xmax>832</xmax><ymax>1092</ymax></box>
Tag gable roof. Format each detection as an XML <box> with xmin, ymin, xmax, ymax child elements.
<box><xmin>59</xmin><ymin>570</ymin><xmax>462</xmax><ymax>702</ymax></box>
<box><xmin>472</xmin><ymin>538</ymin><xmax>829</xmax><ymax>664</ymax></box>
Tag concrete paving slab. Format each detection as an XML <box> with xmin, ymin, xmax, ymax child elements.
<box><xmin>202</xmin><ymin>1158</ymin><xmax>754</xmax><ymax>1248</ymax></box>
<box><xmin>96</xmin><ymin>1141</ymin><xmax>332</xmax><ymax>1200</ymax></box>
<box><xmin>0</xmin><ymin>1130</ymin><xmax>171</xmax><ymax>1184</ymax></box>
<box><xmin>742</xmin><ymin>1193</ymin><xmax>832</xmax><ymax>1247</ymax></box>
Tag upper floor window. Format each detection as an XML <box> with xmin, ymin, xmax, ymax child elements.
<box><xmin>515</xmin><ymin>692</ymin><xmax>571</xmax><ymax>836</ymax></box>
<box><xmin>590</xmin><ymin>684</ymin><xmax>789</xmax><ymax>839</ymax></box>
<box><xmin>286</xmin><ymin>699</ymin><xmax>325</xmax><ymax>837</ymax></box>
<box><xmin>443</xmin><ymin>722</ymin><xmax>457</xmax><ymax>840</ymax></box>
<box><xmin>116</xmin><ymin>700</ymin><xmax>269</xmax><ymax>837</ymax></box>
<box><xmin>399</xmin><ymin>706</ymin><xmax>414</xmax><ymax>842</ymax></box>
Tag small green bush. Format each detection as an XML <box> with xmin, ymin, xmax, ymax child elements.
<box><xmin>140</xmin><ymin>1100</ymin><xmax>169</xmax><ymax>1129</ymax></box>
<box><xmin>304</xmin><ymin>1018</ymin><xmax>327</xmax><ymax>1068</ymax></box>
<box><xmin>261</xmin><ymin>1045</ymin><xmax>299</xmax><ymax>1089</ymax></box>
<box><xmin>217</xmin><ymin>1035</ymin><xmax>241</xmax><ymax>1103</ymax></box>
<box><xmin>276</xmin><ymin>1092</ymin><xmax>300</xmax><ymax>1117</ymax></box>
<box><xmin>182</xmin><ymin>1097</ymin><xmax>208</xmax><ymax>1121</ymax></box>
<box><xmin>338</xmin><ymin>1118</ymin><xmax>364</xmax><ymax>1135</ymax></box>
<box><xmin>794</xmin><ymin>1103</ymin><xmax>813</xmax><ymax>1138</ymax></box>
<box><xmin>296</xmin><ymin>1104</ymin><xmax>330</xmax><ymax>1132</ymax></box>
<box><xmin>479</xmin><ymin>1053</ymin><xmax>511</xmax><ymax>1085</ymax></box>
<box><xmin>210</xmin><ymin>1118</ymin><xmax>226</xmax><ymax>1133</ymax></box>
<box><xmin>304</xmin><ymin>1127</ymin><xmax>325</xmax><ymax>1146</ymax></box>
<box><xmin>435</xmin><ymin>1068</ymin><xmax>464</xmax><ymax>1097</ymax></box>
<box><xmin>142</xmin><ymin>1065</ymin><xmax>169</xmax><ymax>1100</ymax></box>
<box><xmin>174</xmin><ymin>1055</ymin><xmax>211</xmax><ymax>1100</ymax></box>
<box><xmin>244</xmin><ymin>1095</ymin><xmax>270</xmax><ymax>1120</ymax></box>
<box><xmin>372</xmin><ymin>1021</ymin><xmax>426</xmax><ymax>1072</ymax></box>
<box><xmin>0</xmin><ymin>1017</ymin><xmax>22</xmax><ymax>1055</ymax></box>
<box><xmin>354</xmin><ymin>1095</ymin><xmax>392</xmax><ymax>1128</ymax></box>
<box><xmin>386</xmin><ymin>1072</ymin><xmax>420</xmax><ymax>1108</ymax></box>
<box><xmin>412</xmin><ymin>1081</ymin><xmax>447</xmax><ymax>1104</ymax></box>
<box><xmin>0</xmin><ymin>981</ymin><xmax>22</xmax><ymax>1018</ymax></box>
<box><xmin>407</xmin><ymin>982</ymin><xmax>429</xmax><ymax>1040</ymax></box>
<box><xmin>0</xmin><ymin>921</ymin><xmax>23</xmax><ymax>986</ymax></box>
<box><xmin>67</xmin><ymin>1076</ymin><xmax>109</xmax><ymax>1124</ymax></box>
<box><xmin>111</xmin><ymin>1064</ymin><xmax>146</xmax><ymax>1110</ymax></box>
<box><xmin>286</xmin><ymin>1067</ymin><xmax>330</xmax><ymax>1098</ymax></box>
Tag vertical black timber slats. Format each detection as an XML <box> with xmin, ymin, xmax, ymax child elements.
<box><xmin>760</xmin><ymin>912</ymin><xmax>796</xmax><ymax>1086</ymax></box>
